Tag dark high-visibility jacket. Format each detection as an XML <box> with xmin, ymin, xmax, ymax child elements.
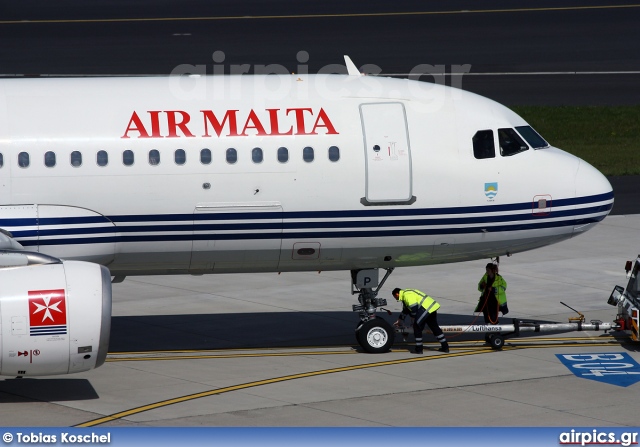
<box><xmin>398</xmin><ymin>289</ymin><xmax>440</xmax><ymax>318</ymax></box>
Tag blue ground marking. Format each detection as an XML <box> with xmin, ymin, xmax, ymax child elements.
<box><xmin>556</xmin><ymin>352</ymin><xmax>640</xmax><ymax>387</ymax></box>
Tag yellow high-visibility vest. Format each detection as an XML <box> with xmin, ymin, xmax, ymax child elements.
<box><xmin>399</xmin><ymin>289</ymin><xmax>440</xmax><ymax>315</ymax></box>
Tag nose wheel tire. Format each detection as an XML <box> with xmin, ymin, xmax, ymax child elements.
<box><xmin>356</xmin><ymin>318</ymin><xmax>394</xmax><ymax>353</ymax></box>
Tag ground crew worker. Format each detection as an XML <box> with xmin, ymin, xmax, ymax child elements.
<box><xmin>392</xmin><ymin>288</ymin><xmax>449</xmax><ymax>354</ymax></box>
<box><xmin>475</xmin><ymin>262</ymin><xmax>508</xmax><ymax>324</ymax></box>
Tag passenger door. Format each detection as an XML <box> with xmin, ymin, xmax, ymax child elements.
<box><xmin>360</xmin><ymin>102</ymin><xmax>413</xmax><ymax>205</ymax></box>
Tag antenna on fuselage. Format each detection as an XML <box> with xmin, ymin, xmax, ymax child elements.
<box><xmin>344</xmin><ymin>55</ymin><xmax>361</xmax><ymax>76</ymax></box>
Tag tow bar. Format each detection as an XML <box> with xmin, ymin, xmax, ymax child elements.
<box><xmin>396</xmin><ymin>310</ymin><xmax>619</xmax><ymax>351</ymax></box>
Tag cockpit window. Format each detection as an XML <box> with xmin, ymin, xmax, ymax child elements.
<box><xmin>515</xmin><ymin>125</ymin><xmax>549</xmax><ymax>149</ymax></box>
<box><xmin>498</xmin><ymin>128</ymin><xmax>528</xmax><ymax>156</ymax></box>
<box><xmin>473</xmin><ymin>130</ymin><xmax>495</xmax><ymax>159</ymax></box>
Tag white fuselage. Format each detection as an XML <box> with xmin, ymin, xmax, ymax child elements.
<box><xmin>0</xmin><ymin>74</ymin><xmax>613</xmax><ymax>275</ymax></box>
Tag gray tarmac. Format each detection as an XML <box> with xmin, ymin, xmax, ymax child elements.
<box><xmin>1</xmin><ymin>213</ymin><xmax>640</xmax><ymax>427</ymax></box>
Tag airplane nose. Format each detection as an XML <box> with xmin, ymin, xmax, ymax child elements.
<box><xmin>572</xmin><ymin>159</ymin><xmax>614</xmax><ymax>235</ymax></box>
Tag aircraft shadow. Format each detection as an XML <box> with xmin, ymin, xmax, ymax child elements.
<box><xmin>0</xmin><ymin>378</ymin><xmax>99</xmax><ymax>402</ymax></box>
<box><xmin>108</xmin><ymin>312</ymin><xmax>589</xmax><ymax>352</ymax></box>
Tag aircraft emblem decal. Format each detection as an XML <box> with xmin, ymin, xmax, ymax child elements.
<box><xmin>28</xmin><ymin>289</ymin><xmax>68</xmax><ymax>336</ymax></box>
<box><xmin>484</xmin><ymin>182</ymin><xmax>498</xmax><ymax>200</ymax></box>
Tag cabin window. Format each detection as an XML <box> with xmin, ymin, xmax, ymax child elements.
<box><xmin>0</xmin><ymin>153</ymin><xmax>4</xmax><ymax>168</ymax></box>
<box><xmin>252</xmin><ymin>147</ymin><xmax>263</xmax><ymax>163</ymax></box>
<box><xmin>149</xmin><ymin>149</ymin><xmax>160</xmax><ymax>166</ymax></box>
<box><xmin>200</xmin><ymin>148</ymin><xmax>211</xmax><ymax>165</ymax></box>
<box><xmin>123</xmin><ymin>150</ymin><xmax>134</xmax><ymax>166</ymax></box>
<box><xmin>175</xmin><ymin>149</ymin><xmax>186</xmax><ymax>165</ymax></box>
<box><xmin>226</xmin><ymin>148</ymin><xmax>237</xmax><ymax>164</ymax></box>
<box><xmin>44</xmin><ymin>151</ymin><xmax>56</xmax><ymax>168</ymax></box>
<box><xmin>473</xmin><ymin>130</ymin><xmax>495</xmax><ymax>159</ymax></box>
<box><xmin>515</xmin><ymin>125</ymin><xmax>549</xmax><ymax>149</ymax></box>
<box><xmin>328</xmin><ymin>146</ymin><xmax>340</xmax><ymax>162</ymax></box>
<box><xmin>97</xmin><ymin>150</ymin><xmax>108</xmax><ymax>167</ymax></box>
<box><xmin>70</xmin><ymin>151</ymin><xmax>82</xmax><ymax>167</ymax></box>
<box><xmin>303</xmin><ymin>146</ymin><xmax>314</xmax><ymax>163</ymax></box>
<box><xmin>18</xmin><ymin>152</ymin><xmax>29</xmax><ymax>168</ymax></box>
<box><xmin>499</xmin><ymin>128</ymin><xmax>529</xmax><ymax>156</ymax></box>
<box><xmin>277</xmin><ymin>147</ymin><xmax>289</xmax><ymax>163</ymax></box>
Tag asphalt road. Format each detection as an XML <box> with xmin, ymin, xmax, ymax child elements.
<box><xmin>1</xmin><ymin>0</ymin><xmax>639</xmax><ymax>105</ymax></box>
<box><xmin>608</xmin><ymin>177</ymin><xmax>638</xmax><ymax>215</ymax></box>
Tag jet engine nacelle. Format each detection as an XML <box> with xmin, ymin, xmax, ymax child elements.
<box><xmin>0</xmin><ymin>256</ymin><xmax>111</xmax><ymax>376</ymax></box>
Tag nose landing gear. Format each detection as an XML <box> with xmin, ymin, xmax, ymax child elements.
<box><xmin>352</xmin><ymin>268</ymin><xmax>395</xmax><ymax>353</ymax></box>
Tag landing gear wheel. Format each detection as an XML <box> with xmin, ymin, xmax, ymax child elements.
<box><xmin>356</xmin><ymin>318</ymin><xmax>394</xmax><ymax>353</ymax></box>
<box><xmin>488</xmin><ymin>334</ymin><xmax>504</xmax><ymax>350</ymax></box>
<box><xmin>355</xmin><ymin>316</ymin><xmax>386</xmax><ymax>345</ymax></box>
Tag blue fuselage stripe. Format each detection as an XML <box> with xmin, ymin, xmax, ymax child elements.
<box><xmin>3</xmin><ymin>191</ymin><xmax>613</xmax><ymax>246</ymax></box>
<box><xmin>25</xmin><ymin>215</ymin><xmax>607</xmax><ymax>247</ymax></box>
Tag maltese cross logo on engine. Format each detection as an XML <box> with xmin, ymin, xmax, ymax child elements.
<box><xmin>28</xmin><ymin>289</ymin><xmax>68</xmax><ymax>336</ymax></box>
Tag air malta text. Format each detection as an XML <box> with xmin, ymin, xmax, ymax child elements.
<box><xmin>121</xmin><ymin>108</ymin><xmax>339</xmax><ymax>139</ymax></box>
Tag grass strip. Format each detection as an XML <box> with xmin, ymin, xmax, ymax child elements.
<box><xmin>512</xmin><ymin>105</ymin><xmax>640</xmax><ymax>176</ymax></box>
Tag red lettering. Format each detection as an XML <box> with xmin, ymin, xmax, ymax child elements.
<box><xmin>125</xmin><ymin>107</ymin><xmax>337</xmax><ymax>138</ymax></box>
<box><xmin>286</xmin><ymin>108</ymin><xmax>314</xmax><ymax>135</ymax></box>
<box><xmin>266</xmin><ymin>109</ymin><xmax>293</xmax><ymax>136</ymax></box>
<box><xmin>201</xmin><ymin>110</ymin><xmax>240</xmax><ymax>137</ymax></box>
<box><xmin>122</xmin><ymin>111</ymin><xmax>150</xmax><ymax>139</ymax></box>
<box><xmin>166</xmin><ymin>111</ymin><xmax>195</xmax><ymax>138</ymax></box>
<box><xmin>148</xmin><ymin>111</ymin><xmax>163</xmax><ymax>138</ymax></box>
<box><xmin>241</xmin><ymin>110</ymin><xmax>268</xmax><ymax>136</ymax></box>
<box><xmin>311</xmin><ymin>108</ymin><xmax>339</xmax><ymax>135</ymax></box>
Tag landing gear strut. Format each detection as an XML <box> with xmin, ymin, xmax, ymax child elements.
<box><xmin>352</xmin><ymin>268</ymin><xmax>395</xmax><ymax>353</ymax></box>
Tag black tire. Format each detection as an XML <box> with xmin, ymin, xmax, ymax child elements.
<box><xmin>354</xmin><ymin>316</ymin><xmax>384</xmax><ymax>345</ymax></box>
<box><xmin>488</xmin><ymin>334</ymin><xmax>504</xmax><ymax>350</ymax></box>
<box><xmin>355</xmin><ymin>321</ymin><xmax>365</xmax><ymax>345</ymax></box>
<box><xmin>356</xmin><ymin>318</ymin><xmax>394</xmax><ymax>353</ymax></box>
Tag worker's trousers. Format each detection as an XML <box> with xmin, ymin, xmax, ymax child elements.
<box><xmin>413</xmin><ymin>309</ymin><xmax>447</xmax><ymax>348</ymax></box>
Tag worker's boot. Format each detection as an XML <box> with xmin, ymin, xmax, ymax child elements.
<box><xmin>438</xmin><ymin>343</ymin><xmax>450</xmax><ymax>353</ymax></box>
<box><xmin>413</xmin><ymin>346</ymin><xmax>423</xmax><ymax>354</ymax></box>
